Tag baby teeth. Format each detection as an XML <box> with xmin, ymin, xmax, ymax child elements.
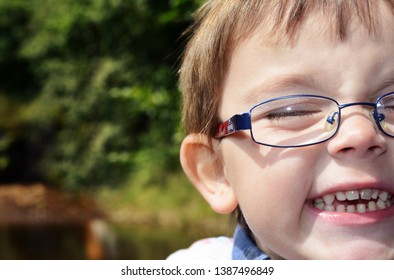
<box><xmin>368</xmin><ymin>201</ymin><xmax>376</xmax><ymax>211</ymax></box>
<box><xmin>356</xmin><ymin>204</ymin><xmax>366</xmax><ymax>213</ymax></box>
<box><xmin>377</xmin><ymin>199</ymin><xmax>386</xmax><ymax>209</ymax></box>
<box><xmin>323</xmin><ymin>194</ymin><xmax>335</xmax><ymax>205</ymax></box>
<box><xmin>324</xmin><ymin>205</ymin><xmax>335</xmax><ymax>211</ymax></box>
<box><xmin>372</xmin><ymin>190</ymin><xmax>379</xmax><ymax>199</ymax></box>
<box><xmin>312</xmin><ymin>189</ymin><xmax>393</xmax><ymax>213</ymax></box>
<box><xmin>379</xmin><ymin>191</ymin><xmax>388</xmax><ymax>201</ymax></box>
<box><xmin>346</xmin><ymin>190</ymin><xmax>359</xmax><ymax>201</ymax></box>
<box><xmin>336</xmin><ymin>191</ymin><xmax>346</xmax><ymax>201</ymax></box>
<box><xmin>347</xmin><ymin>205</ymin><xmax>356</xmax><ymax>213</ymax></box>
<box><xmin>360</xmin><ymin>189</ymin><xmax>372</xmax><ymax>200</ymax></box>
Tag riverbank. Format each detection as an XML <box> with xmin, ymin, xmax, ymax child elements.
<box><xmin>0</xmin><ymin>175</ymin><xmax>233</xmax><ymax>259</ymax></box>
<box><xmin>94</xmin><ymin>175</ymin><xmax>234</xmax><ymax>259</ymax></box>
<box><xmin>94</xmin><ymin>174</ymin><xmax>233</xmax><ymax>236</ymax></box>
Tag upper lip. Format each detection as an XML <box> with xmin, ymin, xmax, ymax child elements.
<box><xmin>308</xmin><ymin>180</ymin><xmax>394</xmax><ymax>200</ymax></box>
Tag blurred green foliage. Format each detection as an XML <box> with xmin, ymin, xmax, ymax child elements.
<box><xmin>0</xmin><ymin>0</ymin><xmax>202</xmax><ymax>190</ymax></box>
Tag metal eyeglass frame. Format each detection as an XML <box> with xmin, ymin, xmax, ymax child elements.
<box><xmin>215</xmin><ymin>92</ymin><xmax>394</xmax><ymax>148</ymax></box>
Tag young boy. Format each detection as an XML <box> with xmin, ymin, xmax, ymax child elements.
<box><xmin>169</xmin><ymin>0</ymin><xmax>394</xmax><ymax>259</ymax></box>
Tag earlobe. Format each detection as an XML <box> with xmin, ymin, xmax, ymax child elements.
<box><xmin>180</xmin><ymin>133</ymin><xmax>238</xmax><ymax>214</ymax></box>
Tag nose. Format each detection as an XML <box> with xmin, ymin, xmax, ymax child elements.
<box><xmin>327</xmin><ymin>107</ymin><xmax>387</xmax><ymax>159</ymax></box>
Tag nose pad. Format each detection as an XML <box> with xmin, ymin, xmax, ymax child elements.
<box><xmin>324</xmin><ymin>111</ymin><xmax>339</xmax><ymax>132</ymax></box>
<box><xmin>370</xmin><ymin>110</ymin><xmax>386</xmax><ymax>129</ymax></box>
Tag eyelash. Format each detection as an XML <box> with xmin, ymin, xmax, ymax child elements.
<box><xmin>264</xmin><ymin>110</ymin><xmax>321</xmax><ymax>120</ymax></box>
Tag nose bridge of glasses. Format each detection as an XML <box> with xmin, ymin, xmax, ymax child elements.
<box><xmin>325</xmin><ymin>102</ymin><xmax>380</xmax><ymax>131</ymax></box>
<box><xmin>333</xmin><ymin>101</ymin><xmax>385</xmax><ymax>127</ymax></box>
<box><xmin>338</xmin><ymin>101</ymin><xmax>376</xmax><ymax>110</ymax></box>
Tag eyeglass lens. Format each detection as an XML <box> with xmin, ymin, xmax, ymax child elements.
<box><xmin>249</xmin><ymin>94</ymin><xmax>394</xmax><ymax>147</ymax></box>
<box><xmin>377</xmin><ymin>94</ymin><xmax>394</xmax><ymax>135</ymax></box>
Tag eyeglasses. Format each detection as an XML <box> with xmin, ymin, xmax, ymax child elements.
<box><xmin>216</xmin><ymin>93</ymin><xmax>394</xmax><ymax>148</ymax></box>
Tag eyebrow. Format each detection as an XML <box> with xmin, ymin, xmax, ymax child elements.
<box><xmin>241</xmin><ymin>71</ymin><xmax>394</xmax><ymax>105</ymax></box>
<box><xmin>241</xmin><ymin>74</ymin><xmax>323</xmax><ymax>104</ymax></box>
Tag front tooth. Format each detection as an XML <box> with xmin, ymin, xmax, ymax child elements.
<box><xmin>347</xmin><ymin>205</ymin><xmax>356</xmax><ymax>213</ymax></box>
<box><xmin>377</xmin><ymin>199</ymin><xmax>386</xmax><ymax>209</ymax></box>
<box><xmin>356</xmin><ymin>204</ymin><xmax>366</xmax><ymax>213</ymax></box>
<box><xmin>336</xmin><ymin>191</ymin><xmax>346</xmax><ymax>201</ymax></box>
<box><xmin>368</xmin><ymin>201</ymin><xmax>377</xmax><ymax>211</ymax></box>
<box><xmin>323</xmin><ymin>194</ymin><xmax>335</xmax><ymax>205</ymax></box>
<box><xmin>346</xmin><ymin>190</ymin><xmax>359</xmax><ymax>201</ymax></box>
<box><xmin>379</xmin><ymin>191</ymin><xmax>388</xmax><ymax>202</ymax></box>
<box><xmin>360</xmin><ymin>189</ymin><xmax>372</xmax><ymax>200</ymax></box>
<box><xmin>336</xmin><ymin>204</ymin><xmax>346</xmax><ymax>212</ymax></box>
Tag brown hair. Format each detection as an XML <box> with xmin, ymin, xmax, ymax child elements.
<box><xmin>180</xmin><ymin>0</ymin><xmax>394</xmax><ymax>136</ymax></box>
<box><xmin>179</xmin><ymin>0</ymin><xmax>394</xmax><ymax>229</ymax></box>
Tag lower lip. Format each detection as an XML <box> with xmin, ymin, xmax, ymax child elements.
<box><xmin>306</xmin><ymin>203</ymin><xmax>394</xmax><ymax>226</ymax></box>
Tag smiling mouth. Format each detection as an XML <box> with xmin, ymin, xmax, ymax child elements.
<box><xmin>311</xmin><ymin>189</ymin><xmax>393</xmax><ymax>213</ymax></box>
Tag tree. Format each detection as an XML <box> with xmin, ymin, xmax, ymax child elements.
<box><xmin>0</xmin><ymin>0</ymin><xmax>202</xmax><ymax>190</ymax></box>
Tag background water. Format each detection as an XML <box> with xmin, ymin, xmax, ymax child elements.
<box><xmin>0</xmin><ymin>223</ymin><xmax>232</xmax><ymax>260</ymax></box>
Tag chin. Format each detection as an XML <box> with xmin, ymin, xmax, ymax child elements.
<box><xmin>320</xmin><ymin>247</ymin><xmax>394</xmax><ymax>260</ymax></box>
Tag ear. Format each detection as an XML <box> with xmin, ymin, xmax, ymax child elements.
<box><xmin>180</xmin><ymin>133</ymin><xmax>238</xmax><ymax>214</ymax></box>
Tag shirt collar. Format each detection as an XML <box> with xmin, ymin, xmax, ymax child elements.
<box><xmin>232</xmin><ymin>225</ymin><xmax>271</xmax><ymax>260</ymax></box>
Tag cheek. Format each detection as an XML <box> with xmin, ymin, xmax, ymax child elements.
<box><xmin>223</xmin><ymin>142</ymin><xmax>319</xmax><ymax>202</ymax></box>
<box><xmin>234</xmin><ymin>156</ymin><xmax>311</xmax><ymax>223</ymax></box>
<box><xmin>222</xmin><ymin>141</ymin><xmax>324</xmax><ymax>250</ymax></box>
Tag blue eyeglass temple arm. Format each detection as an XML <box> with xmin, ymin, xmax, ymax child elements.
<box><xmin>216</xmin><ymin>113</ymin><xmax>251</xmax><ymax>139</ymax></box>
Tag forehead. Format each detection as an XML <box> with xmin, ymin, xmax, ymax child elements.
<box><xmin>231</xmin><ymin>0</ymin><xmax>389</xmax><ymax>48</ymax></box>
<box><xmin>220</xmin><ymin>1</ymin><xmax>394</xmax><ymax>111</ymax></box>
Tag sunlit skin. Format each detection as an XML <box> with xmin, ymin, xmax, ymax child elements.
<box><xmin>180</xmin><ymin>2</ymin><xmax>394</xmax><ymax>259</ymax></box>
<box><xmin>211</xmin><ymin>5</ymin><xmax>394</xmax><ymax>259</ymax></box>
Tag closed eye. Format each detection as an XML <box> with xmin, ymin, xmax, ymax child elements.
<box><xmin>264</xmin><ymin>109</ymin><xmax>321</xmax><ymax>120</ymax></box>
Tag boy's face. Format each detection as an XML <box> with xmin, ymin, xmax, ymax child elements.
<box><xmin>219</xmin><ymin>5</ymin><xmax>394</xmax><ymax>259</ymax></box>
